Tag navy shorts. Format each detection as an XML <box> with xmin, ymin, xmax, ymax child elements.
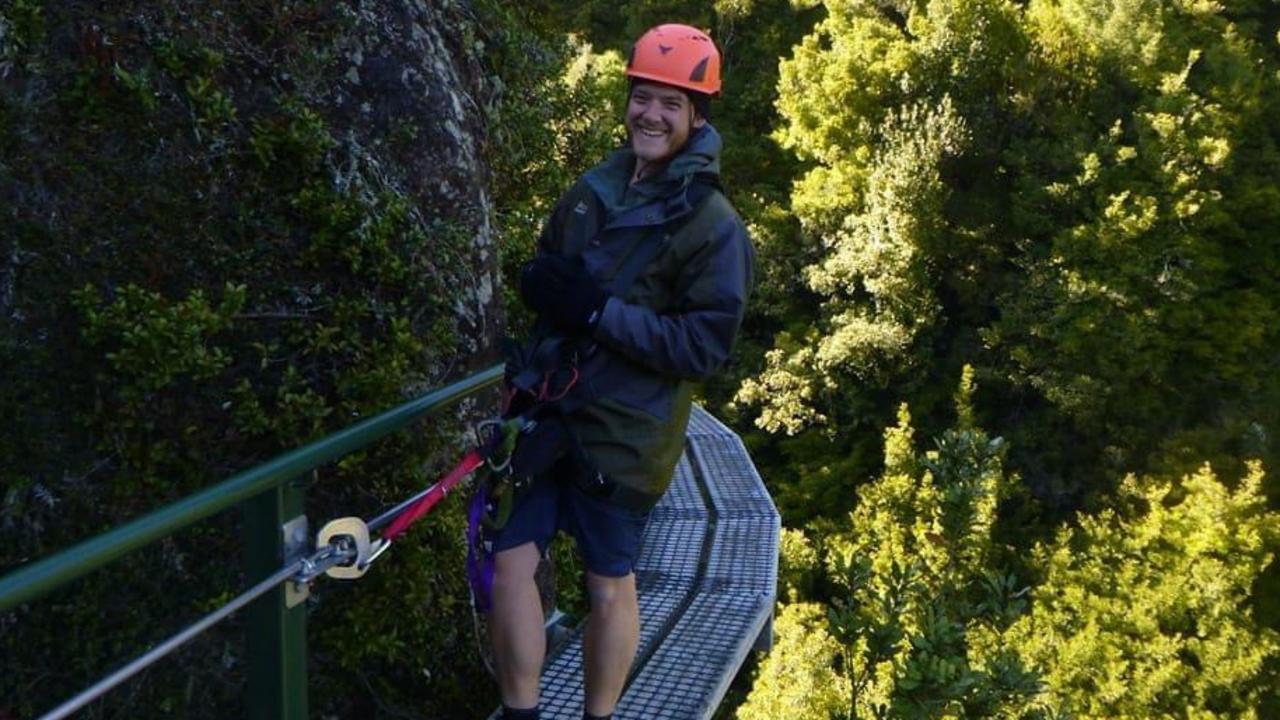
<box><xmin>487</xmin><ymin>470</ymin><xmax>651</xmax><ymax>578</ymax></box>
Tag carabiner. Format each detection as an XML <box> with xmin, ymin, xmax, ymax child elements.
<box><xmin>359</xmin><ymin>538</ymin><xmax>392</xmax><ymax>570</ymax></box>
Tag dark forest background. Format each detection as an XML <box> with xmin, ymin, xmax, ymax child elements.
<box><xmin>2</xmin><ymin>0</ymin><xmax>1278</xmax><ymax>717</ymax></box>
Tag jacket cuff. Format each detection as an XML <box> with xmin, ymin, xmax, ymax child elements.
<box><xmin>592</xmin><ymin>295</ymin><xmax>624</xmax><ymax>342</ymax></box>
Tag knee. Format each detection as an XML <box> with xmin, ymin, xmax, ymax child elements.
<box><xmin>586</xmin><ymin>573</ymin><xmax>636</xmax><ymax>615</ymax></box>
<box><xmin>492</xmin><ymin>542</ymin><xmax>540</xmax><ymax>593</ymax></box>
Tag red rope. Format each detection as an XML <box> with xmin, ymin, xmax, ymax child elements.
<box><xmin>381</xmin><ymin>450</ymin><xmax>486</xmax><ymax>543</ymax></box>
<box><xmin>539</xmin><ymin>366</ymin><xmax>579</xmax><ymax>402</ymax></box>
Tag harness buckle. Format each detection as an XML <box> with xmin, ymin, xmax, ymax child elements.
<box><xmin>476</xmin><ymin>417</ymin><xmax>529</xmax><ymax>472</ymax></box>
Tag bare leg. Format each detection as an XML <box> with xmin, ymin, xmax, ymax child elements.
<box><xmin>582</xmin><ymin>571</ymin><xmax>639</xmax><ymax>716</ymax></box>
<box><xmin>491</xmin><ymin>541</ymin><xmax>545</xmax><ymax>710</ymax></box>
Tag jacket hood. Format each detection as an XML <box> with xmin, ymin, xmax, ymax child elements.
<box><xmin>583</xmin><ymin>123</ymin><xmax>723</xmax><ymax>218</ymax></box>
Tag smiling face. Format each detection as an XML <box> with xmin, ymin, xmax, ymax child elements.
<box><xmin>626</xmin><ymin>81</ymin><xmax>706</xmax><ymax>181</ymax></box>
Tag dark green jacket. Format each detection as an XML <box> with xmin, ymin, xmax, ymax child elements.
<box><xmin>533</xmin><ymin>124</ymin><xmax>754</xmax><ymax>504</ymax></box>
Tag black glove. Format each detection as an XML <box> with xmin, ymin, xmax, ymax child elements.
<box><xmin>520</xmin><ymin>254</ymin><xmax>608</xmax><ymax>335</ymax></box>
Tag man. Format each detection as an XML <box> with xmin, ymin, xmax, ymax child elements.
<box><xmin>488</xmin><ymin>23</ymin><xmax>753</xmax><ymax>720</ymax></box>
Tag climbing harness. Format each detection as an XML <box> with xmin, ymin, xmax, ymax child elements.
<box><xmin>465</xmin><ymin>406</ymin><xmax>576</xmax><ymax>613</ymax></box>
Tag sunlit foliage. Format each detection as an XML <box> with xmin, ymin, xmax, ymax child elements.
<box><xmin>742</xmin><ymin>373</ymin><xmax>1279</xmax><ymax>718</ymax></box>
<box><xmin>1004</xmin><ymin>462</ymin><xmax>1280</xmax><ymax>718</ymax></box>
<box><xmin>739</xmin><ymin>0</ymin><xmax>1280</xmax><ymax>504</ymax></box>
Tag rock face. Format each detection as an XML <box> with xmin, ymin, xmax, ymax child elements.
<box><xmin>321</xmin><ymin>0</ymin><xmax>500</xmax><ymax>342</ymax></box>
<box><xmin>1</xmin><ymin>0</ymin><xmax>501</xmax><ymax>351</ymax></box>
<box><xmin>1</xmin><ymin>1</ymin><xmax>504</xmax><ymax>717</ymax></box>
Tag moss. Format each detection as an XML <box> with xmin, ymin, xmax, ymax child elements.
<box><xmin>1</xmin><ymin>1</ymin><xmax>501</xmax><ymax>717</ymax></box>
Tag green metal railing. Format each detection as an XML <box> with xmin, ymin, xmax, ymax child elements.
<box><xmin>0</xmin><ymin>363</ymin><xmax>504</xmax><ymax>719</ymax></box>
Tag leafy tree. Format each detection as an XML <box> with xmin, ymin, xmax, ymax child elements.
<box><xmin>779</xmin><ymin>526</ymin><xmax>823</xmax><ymax>601</ymax></box>
<box><xmin>998</xmin><ymin>461</ymin><xmax>1280</xmax><ymax>718</ymax></box>
<box><xmin>745</xmin><ymin>370</ymin><xmax>1279</xmax><ymax>717</ymax></box>
<box><xmin>737</xmin><ymin>0</ymin><xmax>1280</xmax><ymax>510</ymax></box>
<box><xmin>741</xmin><ymin>370</ymin><xmax>1053</xmax><ymax>718</ymax></box>
<box><xmin>737</xmin><ymin>602</ymin><xmax>852</xmax><ymax>720</ymax></box>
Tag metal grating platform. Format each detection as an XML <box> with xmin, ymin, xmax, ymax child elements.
<box><xmin>634</xmin><ymin>518</ymin><xmax>706</xmax><ymax>580</ymax></box>
<box><xmin>619</xmin><ymin>592</ymin><xmax>772</xmax><ymax>720</ymax></box>
<box><xmin>701</xmin><ymin>518</ymin><xmax>779</xmax><ymax>596</ymax></box>
<box><xmin>540</xmin><ymin>638</ymin><xmax>586</xmax><ymax>713</ymax></box>
<box><xmin>683</xmin><ymin>405</ymin><xmax>736</xmax><ymax>437</ymax></box>
<box><xmin>688</xmin><ymin>435</ymin><xmax>777</xmax><ymax>519</ymax></box>
<box><xmin>493</xmin><ymin>405</ymin><xmax>779</xmax><ymax>720</ymax></box>
<box><xmin>650</xmin><ymin>454</ymin><xmax>706</xmax><ymax>521</ymax></box>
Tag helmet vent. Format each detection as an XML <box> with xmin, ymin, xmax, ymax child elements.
<box><xmin>689</xmin><ymin>57</ymin><xmax>709</xmax><ymax>82</ymax></box>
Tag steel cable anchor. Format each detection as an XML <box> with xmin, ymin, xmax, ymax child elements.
<box><xmin>313</xmin><ymin>516</ymin><xmax>374</xmax><ymax>580</ymax></box>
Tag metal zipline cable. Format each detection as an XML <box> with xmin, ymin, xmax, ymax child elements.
<box><xmin>38</xmin><ymin>560</ymin><xmax>305</xmax><ymax>720</ymax></box>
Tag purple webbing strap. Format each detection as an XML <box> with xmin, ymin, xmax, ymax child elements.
<box><xmin>466</xmin><ymin>489</ymin><xmax>495</xmax><ymax>613</ymax></box>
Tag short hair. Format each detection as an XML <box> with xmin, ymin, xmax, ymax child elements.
<box><xmin>629</xmin><ymin>79</ymin><xmax>713</xmax><ymax>122</ymax></box>
<box><xmin>688</xmin><ymin>91</ymin><xmax>712</xmax><ymax>121</ymax></box>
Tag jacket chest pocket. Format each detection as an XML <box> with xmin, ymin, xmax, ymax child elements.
<box><xmin>582</xmin><ymin>227</ymin><xmax>676</xmax><ymax>308</ymax></box>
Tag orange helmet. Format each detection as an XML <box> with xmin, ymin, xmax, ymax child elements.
<box><xmin>626</xmin><ymin>24</ymin><xmax>722</xmax><ymax>97</ymax></box>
